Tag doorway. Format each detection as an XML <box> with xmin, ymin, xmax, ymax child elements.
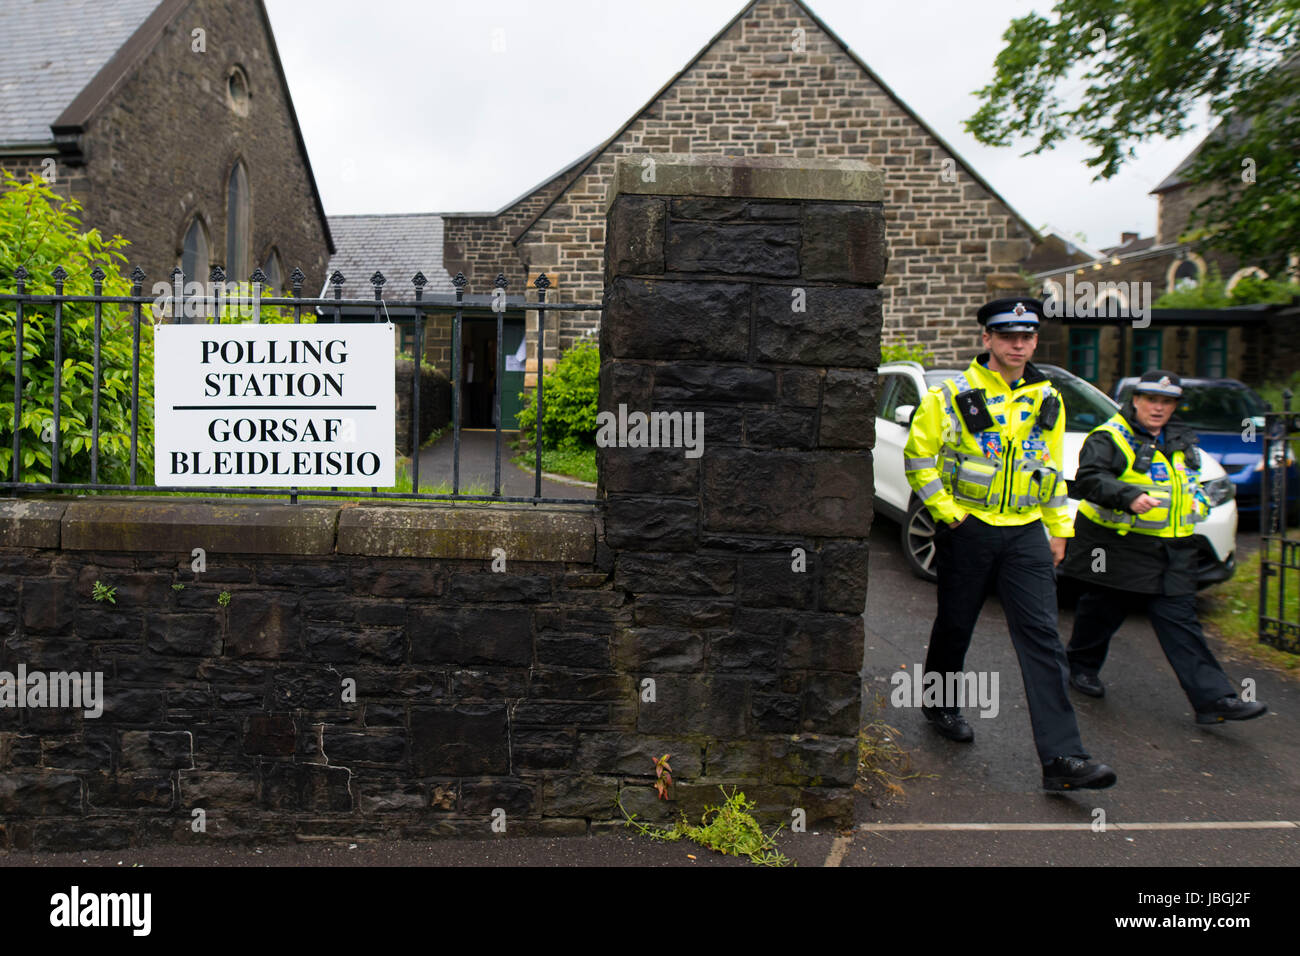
<box><xmin>460</xmin><ymin>316</ymin><xmax>525</xmax><ymax>430</ymax></box>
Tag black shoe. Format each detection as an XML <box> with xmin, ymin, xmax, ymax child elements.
<box><xmin>922</xmin><ymin>706</ymin><xmax>974</xmax><ymax>743</ymax></box>
<box><xmin>1069</xmin><ymin>671</ymin><xmax>1105</xmax><ymax>698</ymax></box>
<box><xmin>1042</xmin><ymin>756</ymin><xmax>1117</xmax><ymax>791</ymax></box>
<box><xmin>1195</xmin><ymin>696</ymin><xmax>1268</xmax><ymax>725</ymax></box>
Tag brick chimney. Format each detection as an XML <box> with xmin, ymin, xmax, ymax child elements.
<box><xmin>1120</xmin><ymin>232</ymin><xmax>1139</xmax><ymax>245</ymax></box>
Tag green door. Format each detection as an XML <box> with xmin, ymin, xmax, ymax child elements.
<box><xmin>500</xmin><ymin>317</ymin><xmax>526</xmax><ymax>431</ymax></box>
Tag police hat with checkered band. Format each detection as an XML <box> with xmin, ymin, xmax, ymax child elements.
<box><xmin>1133</xmin><ymin>369</ymin><xmax>1183</xmax><ymax>398</ymax></box>
<box><xmin>976</xmin><ymin>297</ymin><xmax>1044</xmax><ymax>333</ymax></box>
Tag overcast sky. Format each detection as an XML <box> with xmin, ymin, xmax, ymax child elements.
<box><xmin>264</xmin><ymin>0</ymin><xmax>1211</xmax><ymax>250</ymax></box>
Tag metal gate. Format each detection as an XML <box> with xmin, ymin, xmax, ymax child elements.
<box><xmin>1258</xmin><ymin>392</ymin><xmax>1300</xmax><ymax>652</ymax></box>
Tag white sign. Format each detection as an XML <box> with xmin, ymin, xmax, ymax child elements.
<box><xmin>154</xmin><ymin>324</ymin><xmax>395</xmax><ymax>487</ymax></box>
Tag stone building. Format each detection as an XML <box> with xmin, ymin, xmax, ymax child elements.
<box><xmin>0</xmin><ymin>0</ymin><xmax>332</xmax><ymax>295</ymax></box>
<box><xmin>327</xmin><ymin>0</ymin><xmax>1045</xmax><ymax>386</ymax></box>
<box><xmin>1031</xmin><ymin>129</ymin><xmax>1299</xmax><ymax>391</ymax></box>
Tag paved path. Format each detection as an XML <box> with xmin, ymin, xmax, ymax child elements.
<box><xmin>415</xmin><ymin>429</ymin><xmax>595</xmax><ymax>501</ymax></box>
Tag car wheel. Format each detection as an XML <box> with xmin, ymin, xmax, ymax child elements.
<box><xmin>902</xmin><ymin>497</ymin><xmax>940</xmax><ymax>583</ymax></box>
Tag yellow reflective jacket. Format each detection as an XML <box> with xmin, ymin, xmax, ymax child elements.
<box><xmin>904</xmin><ymin>356</ymin><xmax>1073</xmax><ymax>536</ymax></box>
<box><xmin>1077</xmin><ymin>412</ymin><xmax>1209</xmax><ymax>537</ymax></box>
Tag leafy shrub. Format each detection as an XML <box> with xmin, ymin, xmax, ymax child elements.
<box><xmin>515</xmin><ymin>338</ymin><xmax>599</xmax><ymax>449</ymax></box>
<box><xmin>1154</xmin><ymin>264</ymin><xmax>1300</xmax><ymax>309</ymax></box>
<box><xmin>882</xmin><ymin>338</ymin><xmax>933</xmax><ymax>365</ymax></box>
<box><xmin>0</xmin><ymin>169</ymin><xmax>153</xmax><ymax>484</ymax></box>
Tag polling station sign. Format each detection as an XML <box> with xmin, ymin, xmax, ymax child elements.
<box><xmin>154</xmin><ymin>324</ymin><xmax>395</xmax><ymax>487</ymax></box>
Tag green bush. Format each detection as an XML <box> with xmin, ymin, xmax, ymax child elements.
<box><xmin>515</xmin><ymin>338</ymin><xmax>599</xmax><ymax>449</ymax></box>
<box><xmin>0</xmin><ymin>169</ymin><xmax>152</xmax><ymax>484</ymax></box>
<box><xmin>882</xmin><ymin>338</ymin><xmax>933</xmax><ymax>365</ymax></box>
<box><xmin>1154</xmin><ymin>264</ymin><xmax>1300</xmax><ymax>309</ymax></box>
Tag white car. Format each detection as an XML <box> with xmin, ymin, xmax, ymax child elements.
<box><xmin>874</xmin><ymin>361</ymin><xmax>1239</xmax><ymax>586</ymax></box>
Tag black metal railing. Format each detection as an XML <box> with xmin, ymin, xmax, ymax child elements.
<box><xmin>0</xmin><ymin>265</ymin><xmax>600</xmax><ymax>505</ymax></box>
<box><xmin>1258</xmin><ymin>391</ymin><xmax>1299</xmax><ymax>652</ymax></box>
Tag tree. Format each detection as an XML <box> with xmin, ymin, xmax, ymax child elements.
<box><xmin>966</xmin><ymin>0</ymin><xmax>1300</xmax><ymax>270</ymax></box>
<box><xmin>0</xmin><ymin>169</ymin><xmax>153</xmax><ymax>485</ymax></box>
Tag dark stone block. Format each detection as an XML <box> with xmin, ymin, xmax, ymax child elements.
<box><xmin>190</xmin><ymin>722</ymin><xmax>249</xmax><ymax>771</ymax></box>
<box><xmin>781</xmin><ymin>368</ymin><xmax>823</xmax><ymax>407</ymax></box>
<box><xmin>703</xmin><ymin>449</ymin><xmax>873</xmax><ymax>536</ymax></box>
<box><xmin>527</xmin><ymin>668</ymin><xmax>631</xmax><ymax>702</ymax></box>
<box><xmin>409</xmin><ymin>608</ymin><xmax>531</xmax><ymax>666</ymax></box>
<box><xmin>602</xmin><ymin>277</ymin><xmax>749</xmax><ymax>362</ymax></box>
<box><xmin>101</xmin><ymin>687</ymin><xmax>165</xmax><ymax>724</ymax></box>
<box><xmin>78</xmin><ymin>608</ymin><xmax>145</xmax><ymax>642</ymax></box>
<box><xmin>270</xmin><ymin>670</ymin><xmax>345</xmax><ymax>710</ymax></box>
<box><xmin>576</xmin><ymin>733</ymin><xmax>704</xmax><ymax>777</ymax></box>
<box><xmin>820</xmin><ymin>369</ymin><xmax>878</xmax><ymax>449</ymax></box>
<box><xmin>737</xmin><ymin>554</ymin><xmax>816</xmax><ymax>609</ymax></box>
<box><xmin>460</xmin><ymin>777</ymin><xmax>537</xmax><ymax>816</ymax></box>
<box><xmin>767</xmin><ymin>734</ymin><xmax>857</xmax><ymax>786</ymax></box>
<box><xmin>543</xmin><ymin>774</ymin><xmax>619</xmax><ymax>818</ymax></box>
<box><xmin>636</xmin><ymin>676</ymin><xmax>749</xmax><ymax>736</ymax></box>
<box><xmin>615</xmin><ymin>551</ymin><xmax>734</xmax><ymax>595</ymax></box>
<box><xmin>351</xmin><ymin>568</ymin><xmax>444</xmax><ymax>599</ymax></box>
<box><xmin>303</xmin><ymin>626</ymin><xmax>406</xmax><ymax>665</ymax></box>
<box><xmin>669</xmin><ymin>197</ymin><xmax>747</xmax><ymax>220</ymax></box>
<box><xmin>259</xmin><ymin>762</ymin><xmax>353</xmax><ymax>813</ymax></box>
<box><xmin>355</xmin><ymin>668</ymin><xmax>447</xmax><ymax>700</ymax></box>
<box><xmin>701</xmin><ymin>739</ymin><xmax>768</xmax><ymax>778</ymax></box>
<box><xmin>301</xmin><ymin>593</ymin><xmax>358</xmax><ymax>623</ymax></box>
<box><xmin>448</xmin><ymin>668</ymin><xmax>529</xmax><ymax>698</ymax></box>
<box><xmin>512</xmin><ymin>728</ymin><xmax>577</xmax><ymax>770</ymax></box>
<box><xmin>0</xmin><ymin>772</ymin><xmax>81</xmax><ymax>814</ymax></box>
<box><xmin>178</xmin><ymin>770</ymin><xmax>258</xmax><ymax>808</ymax></box>
<box><xmin>257</xmin><ymin>565</ymin><xmax>347</xmax><ymax>588</ymax></box>
<box><xmin>748</xmin><ymin>202</ymin><xmax>801</xmax><ymax>221</ymax></box>
<box><xmin>356</xmin><ymin>779</ymin><xmax>426</xmax><ymax>814</ymax></box>
<box><xmin>819</xmin><ymin>541</ymin><xmax>870</xmax><ymax>614</ymax></box>
<box><xmin>21</xmin><ymin>578</ymin><xmax>75</xmax><ymax>633</ymax></box>
<box><xmin>511</xmin><ymin>700</ymin><xmax>610</xmax><ymax>725</ymax></box>
<box><xmin>744</xmin><ymin>406</ymin><xmax>819</xmax><ymax>450</ymax></box>
<box><xmin>321</xmin><ymin>729</ymin><xmax>406</xmax><ymax>766</ymax></box>
<box><xmin>40</xmin><ymin>734</ymin><xmax>113</xmax><ymax>771</ymax></box>
<box><xmin>244</xmin><ymin>715</ymin><xmax>296</xmax><ymax>757</ymax></box>
<box><xmin>356</xmin><ymin>602</ymin><xmax>406</xmax><ymax>627</ymax></box>
<box><xmin>85</xmin><ymin>772</ymin><xmax>173</xmax><ymax>809</ymax></box>
<box><xmin>146</xmin><ymin>613</ymin><xmax>222</xmax><ymax>656</ymax></box>
<box><xmin>119</xmin><ymin>730</ymin><xmax>193</xmax><ymax>770</ymax></box>
<box><xmin>537</xmin><ymin>634</ymin><xmax>611</xmax><ymax>669</ymax></box>
<box><xmin>598</xmin><ymin>447</ymin><xmax>698</xmax><ymax>496</ymax></box>
<box><xmin>1</xmin><ymin>733</ymin><xmax>41</xmax><ymax>768</ymax></box>
<box><xmin>605</xmin><ymin>195</ymin><xmax>665</xmax><ymax>283</ymax></box>
<box><xmin>31</xmin><ymin>822</ymin><xmax>129</xmax><ymax>851</ymax></box>
<box><xmin>632</xmin><ymin>597</ymin><xmax>732</xmax><ymax>629</ymax></box>
<box><xmin>802</xmin><ymin>673</ymin><xmax>861</xmax><ymax>735</ymax></box>
<box><xmin>666</xmin><ymin>221</ymin><xmax>799</xmax><ymax>277</ymax></box>
<box><xmin>603</xmin><ymin>497</ymin><xmax>698</xmax><ymax>551</ymax></box>
<box><xmin>225</xmin><ymin>593</ymin><xmax>301</xmax><ymax>660</ymax></box>
<box><xmin>167</xmin><ymin>684</ymin><xmax>213</xmax><ymax>711</ymax></box>
<box><xmin>447</xmin><ymin>574</ymin><xmax>551</xmax><ymax>603</ymax></box>
<box><xmin>801</xmin><ymin>203</ymin><xmax>887</xmax><ymax>284</ymax></box>
<box><xmin>652</xmin><ymin>365</ymin><xmax>777</xmax><ymax>404</ymax></box>
<box><xmin>753</xmin><ymin>286</ymin><xmax>882</xmax><ymax>367</ymax></box>
<box><xmin>751</xmin><ymin>694</ymin><xmax>801</xmax><ymax>733</ymax></box>
<box><xmin>599</xmin><ymin>359</ymin><xmax>655</xmax><ymax>412</ymax></box>
<box><xmin>363</xmin><ymin>703</ymin><xmax>405</xmax><ymax>727</ymax></box>
<box><xmin>410</xmin><ymin>703</ymin><xmax>509</xmax><ymax>776</ymax></box>
<box><xmin>708</xmin><ymin>629</ymin><xmax>780</xmax><ymax>671</ymax></box>
<box><xmin>613</xmin><ymin>628</ymin><xmax>705</xmax><ymax>671</ymax></box>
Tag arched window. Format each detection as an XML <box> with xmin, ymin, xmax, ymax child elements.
<box><xmin>1166</xmin><ymin>253</ymin><xmax>1206</xmax><ymax>293</ymax></box>
<box><xmin>261</xmin><ymin>248</ymin><xmax>284</xmax><ymax>295</ymax></box>
<box><xmin>181</xmin><ymin>216</ymin><xmax>209</xmax><ymax>286</ymax></box>
<box><xmin>226</xmin><ymin>161</ymin><xmax>250</xmax><ymax>281</ymax></box>
<box><xmin>1226</xmin><ymin>267</ymin><xmax>1268</xmax><ymax>293</ymax></box>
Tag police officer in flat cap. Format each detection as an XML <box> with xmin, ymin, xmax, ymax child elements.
<box><xmin>1062</xmin><ymin>369</ymin><xmax>1268</xmax><ymax>723</ymax></box>
<box><xmin>905</xmin><ymin>297</ymin><xmax>1117</xmax><ymax>790</ymax></box>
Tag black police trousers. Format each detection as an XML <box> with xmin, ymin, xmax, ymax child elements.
<box><xmin>925</xmin><ymin>515</ymin><xmax>1086</xmax><ymax>764</ymax></box>
<box><xmin>1067</xmin><ymin>585</ymin><xmax>1235</xmax><ymax>710</ymax></box>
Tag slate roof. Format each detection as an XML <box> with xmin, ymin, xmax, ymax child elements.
<box><xmin>0</xmin><ymin>0</ymin><xmax>161</xmax><ymax>147</ymax></box>
<box><xmin>323</xmin><ymin>214</ymin><xmax>455</xmax><ymax>297</ymax></box>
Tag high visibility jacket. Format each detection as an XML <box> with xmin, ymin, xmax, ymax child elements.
<box><xmin>904</xmin><ymin>356</ymin><xmax>1072</xmax><ymax>536</ymax></box>
<box><xmin>1076</xmin><ymin>412</ymin><xmax>1208</xmax><ymax>537</ymax></box>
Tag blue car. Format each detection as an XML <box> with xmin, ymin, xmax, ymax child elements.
<box><xmin>1114</xmin><ymin>376</ymin><xmax>1299</xmax><ymax>521</ymax></box>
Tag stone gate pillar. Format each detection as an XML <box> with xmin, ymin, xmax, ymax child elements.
<box><xmin>598</xmin><ymin>154</ymin><xmax>886</xmax><ymax>827</ymax></box>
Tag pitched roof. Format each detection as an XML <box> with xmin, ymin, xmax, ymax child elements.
<box><xmin>323</xmin><ymin>214</ymin><xmax>455</xmax><ymax>297</ymax></box>
<box><xmin>0</xmin><ymin>0</ymin><xmax>161</xmax><ymax>147</ymax></box>
<box><xmin>511</xmin><ymin>0</ymin><xmax>1041</xmax><ymax>245</ymax></box>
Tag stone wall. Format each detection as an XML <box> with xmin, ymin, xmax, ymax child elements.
<box><xmin>0</xmin><ymin>154</ymin><xmax>879</xmax><ymax>850</ymax></box>
<box><xmin>445</xmin><ymin>0</ymin><xmax>1030</xmax><ymax>362</ymax></box>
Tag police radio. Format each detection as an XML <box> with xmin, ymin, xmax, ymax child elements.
<box><xmin>955</xmin><ymin>388</ymin><xmax>996</xmax><ymax>433</ymax></box>
<box><xmin>1133</xmin><ymin>441</ymin><xmax>1155</xmax><ymax>474</ymax></box>
<box><xmin>1038</xmin><ymin>391</ymin><xmax>1061</xmax><ymax>430</ymax></box>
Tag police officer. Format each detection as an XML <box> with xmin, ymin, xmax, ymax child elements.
<box><xmin>905</xmin><ymin>297</ymin><xmax>1116</xmax><ymax>790</ymax></box>
<box><xmin>1062</xmin><ymin>369</ymin><xmax>1268</xmax><ymax>724</ymax></box>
